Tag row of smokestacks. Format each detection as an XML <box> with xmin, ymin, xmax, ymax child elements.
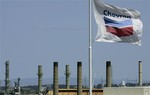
<box><xmin>3</xmin><ymin>60</ymin><xmax>21</xmax><ymax>95</ymax></box>
<box><xmin>52</xmin><ymin>62</ymin><xmax>83</xmax><ymax>95</ymax></box>
<box><xmin>3</xmin><ymin>60</ymin><xmax>143</xmax><ymax>95</ymax></box>
<box><xmin>37</xmin><ymin>62</ymin><xmax>83</xmax><ymax>95</ymax></box>
<box><xmin>37</xmin><ymin>61</ymin><xmax>143</xmax><ymax>95</ymax></box>
<box><xmin>106</xmin><ymin>61</ymin><xmax>143</xmax><ymax>87</ymax></box>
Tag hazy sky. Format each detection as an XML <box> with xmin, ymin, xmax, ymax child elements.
<box><xmin>0</xmin><ymin>0</ymin><xmax>150</xmax><ymax>84</ymax></box>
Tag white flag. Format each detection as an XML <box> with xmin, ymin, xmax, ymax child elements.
<box><xmin>93</xmin><ymin>0</ymin><xmax>143</xmax><ymax>46</ymax></box>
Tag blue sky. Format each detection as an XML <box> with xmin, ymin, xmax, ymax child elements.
<box><xmin>0</xmin><ymin>0</ymin><xmax>150</xmax><ymax>84</ymax></box>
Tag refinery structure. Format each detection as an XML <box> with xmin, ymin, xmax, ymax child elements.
<box><xmin>0</xmin><ymin>60</ymin><xmax>150</xmax><ymax>95</ymax></box>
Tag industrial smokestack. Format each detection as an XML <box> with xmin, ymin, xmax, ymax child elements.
<box><xmin>65</xmin><ymin>65</ymin><xmax>70</xmax><ymax>89</ymax></box>
<box><xmin>38</xmin><ymin>65</ymin><xmax>43</xmax><ymax>95</ymax></box>
<box><xmin>17</xmin><ymin>78</ymin><xmax>21</xmax><ymax>95</ymax></box>
<box><xmin>5</xmin><ymin>60</ymin><xmax>10</xmax><ymax>94</ymax></box>
<box><xmin>17</xmin><ymin>78</ymin><xmax>20</xmax><ymax>87</ymax></box>
<box><xmin>53</xmin><ymin>62</ymin><xmax>58</xmax><ymax>95</ymax></box>
<box><xmin>138</xmin><ymin>61</ymin><xmax>142</xmax><ymax>86</ymax></box>
<box><xmin>77</xmin><ymin>62</ymin><xmax>82</xmax><ymax>95</ymax></box>
<box><xmin>106</xmin><ymin>61</ymin><xmax>112</xmax><ymax>87</ymax></box>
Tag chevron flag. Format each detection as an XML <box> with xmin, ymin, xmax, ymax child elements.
<box><xmin>93</xmin><ymin>0</ymin><xmax>143</xmax><ymax>45</ymax></box>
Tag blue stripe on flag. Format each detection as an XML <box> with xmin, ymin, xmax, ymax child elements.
<box><xmin>104</xmin><ymin>16</ymin><xmax>132</xmax><ymax>28</ymax></box>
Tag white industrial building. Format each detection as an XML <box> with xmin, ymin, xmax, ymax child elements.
<box><xmin>104</xmin><ymin>87</ymin><xmax>150</xmax><ymax>95</ymax></box>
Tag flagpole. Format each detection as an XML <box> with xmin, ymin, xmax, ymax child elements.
<box><xmin>89</xmin><ymin>0</ymin><xmax>92</xmax><ymax>95</ymax></box>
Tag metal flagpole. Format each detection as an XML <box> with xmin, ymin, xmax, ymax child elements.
<box><xmin>89</xmin><ymin>0</ymin><xmax>92</xmax><ymax>95</ymax></box>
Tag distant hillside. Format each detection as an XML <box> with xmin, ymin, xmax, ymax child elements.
<box><xmin>0</xmin><ymin>77</ymin><xmax>103</xmax><ymax>86</ymax></box>
<box><xmin>0</xmin><ymin>77</ymin><xmax>78</xmax><ymax>86</ymax></box>
<box><xmin>1</xmin><ymin>77</ymin><xmax>148</xmax><ymax>87</ymax></box>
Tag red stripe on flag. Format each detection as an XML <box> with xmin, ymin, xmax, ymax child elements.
<box><xmin>106</xmin><ymin>26</ymin><xmax>133</xmax><ymax>37</ymax></box>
